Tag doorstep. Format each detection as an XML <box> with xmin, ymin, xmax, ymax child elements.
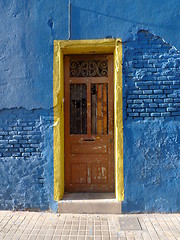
<box><xmin>58</xmin><ymin>193</ymin><xmax>122</xmax><ymax>214</ymax></box>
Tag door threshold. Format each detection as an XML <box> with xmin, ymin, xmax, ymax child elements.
<box><xmin>61</xmin><ymin>192</ymin><xmax>116</xmax><ymax>201</ymax></box>
<box><xmin>58</xmin><ymin>193</ymin><xmax>122</xmax><ymax>214</ymax></box>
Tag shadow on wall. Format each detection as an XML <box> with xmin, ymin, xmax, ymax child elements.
<box><xmin>69</xmin><ymin>3</ymin><xmax>179</xmax><ymax>43</ymax></box>
<box><xmin>71</xmin><ymin>6</ymin><xmax>176</xmax><ymax>30</ymax></box>
<box><xmin>71</xmin><ymin>5</ymin><xmax>81</xmax><ymax>39</ymax></box>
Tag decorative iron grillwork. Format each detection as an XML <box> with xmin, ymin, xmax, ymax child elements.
<box><xmin>70</xmin><ymin>60</ymin><xmax>108</xmax><ymax>77</ymax></box>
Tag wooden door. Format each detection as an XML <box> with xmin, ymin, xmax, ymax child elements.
<box><xmin>64</xmin><ymin>54</ymin><xmax>114</xmax><ymax>192</ymax></box>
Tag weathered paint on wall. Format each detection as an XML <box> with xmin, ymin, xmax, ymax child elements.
<box><xmin>0</xmin><ymin>0</ymin><xmax>180</xmax><ymax>212</ymax></box>
<box><xmin>123</xmin><ymin>119</ymin><xmax>180</xmax><ymax>212</ymax></box>
<box><xmin>0</xmin><ymin>109</ymin><xmax>55</xmax><ymax>210</ymax></box>
<box><xmin>122</xmin><ymin>30</ymin><xmax>180</xmax><ymax>212</ymax></box>
<box><xmin>1</xmin><ymin>0</ymin><xmax>180</xmax><ymax>109</ymax></box>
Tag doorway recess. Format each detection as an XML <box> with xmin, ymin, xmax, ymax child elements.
<box><xmin>53</xmin><ymin>39</ymin><xmax>124</xmax><ymax>202</ymax></box>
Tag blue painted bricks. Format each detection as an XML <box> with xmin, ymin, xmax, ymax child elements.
<box><xmin>0</xmin><ymin>1</ymin><xmax>180</xmax><ymax>213</ymax></box>
<box><xmin>122</xmin><ymin>30</ymin><xmax>180</xmax><ymax>212</ymax></box>
<box><xmin>123</xmin><ymin>31</ymin><xmax>180</xmax><ymax>120</ymax></box>
<box><xmin>0</xmin><ymin>109</ymin><xmax>55</xmax><ymax>211</ymax></box>
<box><xmin>122</xmin><ymin>119</ymin><xmax>180</xmax><ymax>213</ymax></box>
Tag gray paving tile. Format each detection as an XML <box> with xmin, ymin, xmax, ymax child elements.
<box><xmin>0</xmin><ymin>212</ymin><xmax>179</xmax><ymax>240</ymax></box>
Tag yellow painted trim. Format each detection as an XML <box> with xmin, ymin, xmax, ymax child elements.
<box><xmin>59</xmin><ymin>39</ymin><xmax>116</xmax><ymax>54</ymax></box>
<box><xmin>53</xmin><ymin>42</ymin><xmax>64</xmax><ymax>200</ymax></box>
<box><xmin>53</xmin><ymin>39</ymin><xmax>124</xmax><ymax>201</ymax></box>
<box><xmin>114</xmin><ymin>40</ymin><xmax>124</xmax><ymax>201</ymax></box>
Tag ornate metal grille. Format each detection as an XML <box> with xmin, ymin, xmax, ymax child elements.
<box><xmin>70</xmin><ymin>60</ymin><xmax>108</xmax><ymax>77</ymax></box>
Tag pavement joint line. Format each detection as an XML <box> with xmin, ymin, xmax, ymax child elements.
<box><xmin>0</xmin><ymin>212</ymin><xmax>180</xmax><ymax>240</ymax></box>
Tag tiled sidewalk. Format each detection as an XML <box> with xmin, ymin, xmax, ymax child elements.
<box><xmin>0</xmin><ymin>211</ymin><xmax>179</xmax><ymax>240</ymax></box>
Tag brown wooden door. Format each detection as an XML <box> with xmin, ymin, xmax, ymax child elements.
<box><xmin>64</xmin><ymin>54</ymin><xmax>114</xmax><ymax>192</ymax></box>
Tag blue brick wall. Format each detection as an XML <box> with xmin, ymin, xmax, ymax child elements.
<box><xmin>0</xmin><ymin>108</ymin><xmax>55</xmax><ymax>210</ymax></box>
<box><xmin>122</xmin><ymin>30</ymin><xmax>180</xmax><ymax>213</ymax></box>
<box><xmin>123</xmin><ymin>119</ymin><xmax>180</xmax><ymax>213</ymax></box>
<box><xmin>0</xmin><ymin>1</ymin><xmax>180</xmax><ymax>213</ymax></box>
<box><xmin>0</xmin><ymin>30</ymin><xmax>179</xmax><ymax>213</ymax></box>
<box><xmin>123</xmin><ymin>30</ymin><xmax>180</xmax><ymax>120</ymax></box>
<box><xmin>0</xmin><ymin>111</ymin><xmax>41</xmax><ymax>158</ymax></box>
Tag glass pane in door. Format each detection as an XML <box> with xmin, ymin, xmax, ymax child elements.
<box><xmin>91</xmin><ymin>83</ymin><xmax>108</xmax><ymax>135</ymax></box>
<box><xmin>70</xmin><ymin>84</ymin><xmax>87</xmax><ymax>134</ymax></box>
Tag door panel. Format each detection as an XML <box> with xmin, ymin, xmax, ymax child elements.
<box><xmin>91</xmin><ymin>83</ymin><xmax>108</xmax><ymax>134</ymax></box>
<box><xmin>65</xmin><ymin>54</ymin><xmax>114</xmax><ymax>192</ymax></box>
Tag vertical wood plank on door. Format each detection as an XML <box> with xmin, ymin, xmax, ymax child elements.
<box><xmin>91</xmin><ymin>84</ymin><xmax>97</xmax><ymax>135</ymax></box>
<box><xmin>97</xmin><ymin>84</ymin><xmax>102</xmax><ymax>134</ymax></box>
<box><xmin>87</xmin><ymin>82</ymin><xmax>91</xmax><ymax>137</ymax></box>
<box><xmin>103</xmin><ymin>84</ymin><xmax>107</xmax><ymax>134</ymax></box>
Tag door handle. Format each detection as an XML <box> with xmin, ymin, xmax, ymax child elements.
<box><xmin>84</xmin><ymin>139</ymin><xmax>95</xmax><ymax>142</ymax></box>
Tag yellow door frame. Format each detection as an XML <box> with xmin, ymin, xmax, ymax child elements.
<box><xmin>53</xmin><ymin>39</ymin><xmax>124</xmax><ymax>201</ymax></box>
